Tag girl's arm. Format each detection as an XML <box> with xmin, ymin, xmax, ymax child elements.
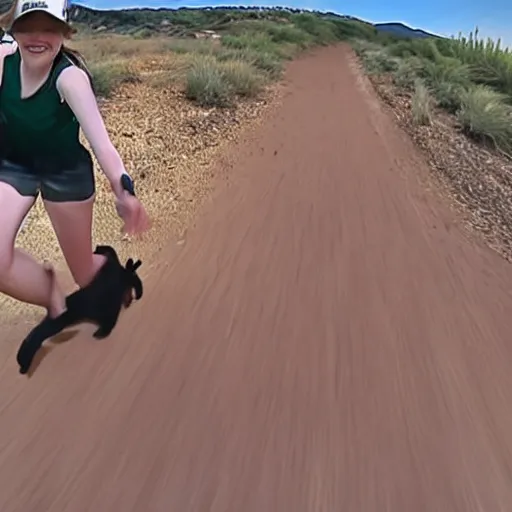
<box><xmin>56</xmin><ymin>65</ymin><xmax>128</xmax><ymax>197</ymax></box>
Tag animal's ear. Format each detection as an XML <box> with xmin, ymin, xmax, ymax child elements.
<box><xmin>125</xmin><ymin>259</ymin><xmax>142</xmax><ymax>272</ymax></box>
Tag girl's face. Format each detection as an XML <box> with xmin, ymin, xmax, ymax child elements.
<box><xmin>12</xmin><ymin>12</ymin><xmax>68</xmax><ymax>68</ymax></box>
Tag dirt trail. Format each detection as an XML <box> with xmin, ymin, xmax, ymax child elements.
<box><xmin>1</xmin><ymin>44</ymin><xmax>512</xmax><ymax>511</ymax></box>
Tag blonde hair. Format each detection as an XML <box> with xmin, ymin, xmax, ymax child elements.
<box><xmin>0</xmin><ymin>0</ymin><xmax>94</xmax><ymax>91</ymax></box>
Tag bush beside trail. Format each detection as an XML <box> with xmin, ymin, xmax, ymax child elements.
<box><xmin>352</xmin><ymin>26</ymin><xmax>512</xmax><ymax>263</ymax></box>
<box><xmin>353</xmin><ymin>28</ymin><xmax>512</xmax><ymax>156</ymax></box>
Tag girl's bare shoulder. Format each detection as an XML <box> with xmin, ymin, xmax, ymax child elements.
<box><xmin>0</xmin><ymin>38</ymin><xmax>17</xmax><ymax>88</ymax></box>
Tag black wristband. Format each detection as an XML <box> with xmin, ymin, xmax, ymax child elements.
<box><xmin>121</xmin><ymin>174</ymin><xmax>135</xmax><ymax>196</ymax></box>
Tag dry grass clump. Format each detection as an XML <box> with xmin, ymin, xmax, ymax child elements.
<box><xmin>457</xmin><ymin>85</ymin><xmax>512</xmax><ymax>156</ymax></box>
<box><xmin>89</xmin><ymin>59</ymin><xmax>140</xmax><ymax>97</ymax></box>
<box><xmin>185</xmin><ymin>54</ymin><xmax>265</xmax><ymax>107</ymax></box>
<box><xmin>185</xmin><ymin>55</ymin><xmax>233</xmax><ymax>107</ymax></box>
<box><xmin>411</xmin><ymin>79</ymin><xmax>433</xmax><ymax>125</ymax></box>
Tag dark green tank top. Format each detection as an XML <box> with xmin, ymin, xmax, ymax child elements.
<box><xmin>0</xmin><ymin>49</ymin><xmax>89</xmax><ymax>167</ymax></box>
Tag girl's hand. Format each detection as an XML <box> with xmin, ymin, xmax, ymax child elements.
<box><xmin>115</xmin><ymin>191</ymin><xmax>151</xmax><ymax>236</ymax></box>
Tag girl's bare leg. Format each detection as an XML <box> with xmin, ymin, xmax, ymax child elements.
<box><xmin>44</xmin><ymin>195</ymin><xmax>106</xmax><ymax>289</ymax></box>
<box><xmin>0</xmin><ymin>182</ymin><xmax>66</xmax><ymax>317</ymax></box>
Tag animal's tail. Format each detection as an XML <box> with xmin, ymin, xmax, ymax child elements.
<box><xmin>16</xmin><ymin>312</ymin><xmax>73</xmax><ymax>375</ymax></box>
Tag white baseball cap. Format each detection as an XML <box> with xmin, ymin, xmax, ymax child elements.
<box><xmin>13</xmin><ymin>0</ymin><xmax>70</xmax><ymax>26</ymax></box>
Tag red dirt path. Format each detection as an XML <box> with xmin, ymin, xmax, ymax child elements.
<box><xmin>1</xmin><ymin>44</ymin><xmax>512</xmax><ymax>511</ymax></box>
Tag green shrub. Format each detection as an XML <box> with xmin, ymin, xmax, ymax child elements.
<box><xmin>433</xmin><ymin>81</ymin><xmax>466</xmax><ymax>113</ymax></box>
<box><xmin>393</xmin><ymin>56</ymin><xmax>422</xmax><ymax>89</ymax></box>
<box><xmin>361</xmin><ymin>49</ymin><xmax>400</xmax><ymax>74</ymax></box>
<box><xmin>457</xmin><ymin>85</ymin><xmax>512</xmax><ymax>155</ymax></box>
<box><xmin>185</xmin><ymin>56</ymin><xmax>233</xmax><ymax>107</ymax></box>
<box><xmin>411</xmin><ymin>79</ymin><xmax>433</xmax><ymax>125</ymax></box>
<box><xmin>246</xmin><ymin>51</ymin><xmax>284</xmax><ymax>77</ymax></box>
<box><xmin>450</xmin><ymin>29</ymin><xmax>512</xmax><ymax>98</ymax></box>
<box><xmin>387</xmin><ymin>40</ymin><xmax>417</xmax><ymax>59</ymax></box>
<box><xmin>222</xmin><ymin>32</ymin><xmax>282</xmax><ymax>56</ymax></box>
<box><xmin>470</xmin><ymin>56</ymin><xmax>512</xmax><ymax>99</ymax></box>
<box><xmin>265</xmin><ymin>24</ymin><xmax>312</xmax><ymax>48</ymax></box>
<box><xmin>419</xmin><ymin>56</ymin><xmax>471</xmax><ymax>89</ymax></box>
<box><xmin>133</xmin><ymin>28</ymin><xmax>152</xmax><ymax>39</ymax></box>
<box><xmin>386</xmin><ymin>38</ymin><xmax>442</xmax><ymax>62</ymax></box>
<box><xmin>352</xmin><ymin>39</ymin><xmax>384</xmax><ymax>57</ymax></box>
<box><xmin>215</xmin><ymin>48</ymin><xmax>283</xmax><ymax>78</ymax></box>
<box><xmin>185</xmin><ymin>55</ymin><xmax>265</xmax><ymax>107</ymax></box>
<box><xmin>89</xmin><ymin>60</ymin><xmax>139</xmax><ymax>97</ymax></box>
<box><xmin>220</xmin><ymin>59</ymin><xmax>264</xmax><ymax>97</ymax></box>
<box><xmin>291</xmin><ymin>13</ymin><xmax>337</xmax><ymax>45</ymax></box>
<box><xmin>330</xmin><ymin>19</ymin><xmax>377</xmax><ymax>41</ymax></box>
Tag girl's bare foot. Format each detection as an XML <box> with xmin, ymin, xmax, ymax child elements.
<box><xmin>43</xmin><ymin>263</ymin><xmax>66</xmax><ymax>318</ymax></box>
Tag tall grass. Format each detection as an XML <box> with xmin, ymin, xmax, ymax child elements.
<box><xmin>185</xmin><ymin>55</ymin><xmax>233</xmax><ymax>107</ymax></box>
<box><xmin>185</xmin><ymin>54</ymin><xmax>265</xmax><ymax>107</ymax></box>
<box><xmin>386</xmin><ymin>29</ymin><xmax>512</xmax><ymax>100</ymax></box>
<box><xmin>355</xmin><ymin>26</ymin><xmax>512</xmax><ymax>154</ymax></box>
<box><xmin>451</xmin><ymin>28</ymin><xmax>512</xmax><ymax>98</ymax></box>
<box><xmin>89</xmin><ymin>60</ymin><xmax>140</xmax><ymax>97</ymax></box>
<box><xmin>457</xmin><ymin>86</ymin><xmax>512</xmax><ymax>156</ymax></box>
<box><xmin>411</xmin><ymin>79</ymin><xmax>433</xmax><ymax>125</ymax></box>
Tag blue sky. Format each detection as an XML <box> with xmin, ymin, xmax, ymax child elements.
<box><xmin>82</xmin><ymin>0</ymin><xmax>512</xmax><ymax>47</ymax></box>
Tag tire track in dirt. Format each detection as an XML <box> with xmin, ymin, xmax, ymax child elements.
<box><xmin>1</xmin><ymin>44</ymin><xmax>512</xmax><ymax>511</ymax></box>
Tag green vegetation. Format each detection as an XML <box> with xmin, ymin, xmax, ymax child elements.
<box><xmin>457</xmin><ymin>86</ymin><xmax>512</xmax><ymax>155</ymax></box>
<box><xmin>68</xmin><ymin>5</ymin><xmax>377</xmax><ymax>40</ymax></box>
<box><xmin>177</xmin><ymin>13</ymin><xmax>375</xmax><ymax>106</ymax></box>
<box><xmin>45</xmin><ymin>4</ymin><xmax>510</xmax><ymax>155</ymax></box>
<box><xmin>411</xmin><ymin>79</ymin><xmax>433</xmax><ymax>125</ymax></box>
<box><xmin>354</xmin><ymin>27</ymin><xmax>512</xmax><ymax>156</ymax></box>
<box><xmin>185</xmin><ymin>54</ymin><xmax>264</xmax><ymax>107</ymax></box>
<box><xmin>88</xmin><ymin>60</ymin><xmax>140</xmax><ymax>97</ymax></box>
<box><xmin>72</xmin><ymin>10</ymin><xmax>378</xmax><ymax>105</ymax></box>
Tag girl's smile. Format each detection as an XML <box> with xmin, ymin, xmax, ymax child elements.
<box><xmin>12</xmin><ymin>11</ymin><xmax>67</xmax><ymax>66</ymax></box>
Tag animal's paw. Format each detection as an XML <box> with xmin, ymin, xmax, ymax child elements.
<box><xmin>16</xmin><ymin>315</ymin><xmax>61</xmax><ymax>375</ymax></box>
<box><xmin>16</xmin><ymin>329</ymin><xmax>40</xmax><ymax>374</ymax></box>
<box><xmin>18</xmin><ymin>358</ymin><xmax>31</xmax><ymax>375</ymax></box>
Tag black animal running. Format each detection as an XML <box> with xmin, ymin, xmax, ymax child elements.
<box><xmin>16</xmin><ymin>245</ymin><xmax>143</xmax><ymax>375</ymax></box>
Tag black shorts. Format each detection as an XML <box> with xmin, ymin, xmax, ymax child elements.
<box><xmin>0</xmin><ymin>153</ymin><xmax>95</xmax><ymax>203</ymax></box>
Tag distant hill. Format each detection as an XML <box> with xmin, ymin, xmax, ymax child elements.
<box><xmin>0</xmin><ymin>2</ymin><xmax>441</xmax><ymax>42</ymax></box>
<box><xmin>374</xmin><ymin>22</ymin><xmax>439</xmax><ymax>39</ymax></box>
